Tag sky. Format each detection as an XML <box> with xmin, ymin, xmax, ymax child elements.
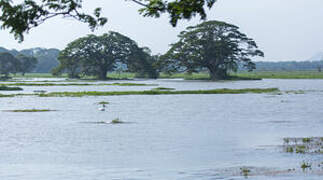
<box><xmin>0</xmin><ymin>0</ymin><xmax>323</xmax><ymax>61</ymax></box>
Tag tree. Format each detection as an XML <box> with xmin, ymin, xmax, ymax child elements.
<box><xmin>0</xmin><ymin>52</ymin><xmax>21</xmax><ymax>79</ymax></box>
<box><xmin>0</xmin><ymin>0</ymin><xmax>217</xmax><ymax>41</ymax></box>
<box><xmin>16</xmin><ymin>54</ymin><xmax>38</xmax><ymax>76</ymax></box>
<box><xmin>160</xmin><ymin>20</ymin><xmax>264</xmax><ymax>80</ymax></box>
<box><xmin>126</xmin><ymin>47</ymin><xmax>159</xmax><ymax>78</ymax></box>
<box><xmin>53</xmin><ymin>32</ymin><xmax>147</xmax><ymax>80</ymax></box>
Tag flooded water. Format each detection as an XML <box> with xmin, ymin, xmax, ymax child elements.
<box><xmin>0</xmin><ymin>79</ymin><xmax>322</xmax><ymax>179</ymax></box>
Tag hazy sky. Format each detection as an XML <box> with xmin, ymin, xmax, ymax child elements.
<box><xmin>0</xmin><ymin>0</ymin><xmax>323</xmax><ymax>61</ymax></box>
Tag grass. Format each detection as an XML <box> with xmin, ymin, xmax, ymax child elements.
<box><xmin>240</xmin><ymin>167</ymin><xmax>251</xmax><ymax>177</ymax></box>
<box><xmin>6</xmin><ymin>109</ymin><xmax>55</xmax><ymax>112</ymax></box>
<box><xmin>0</xmin><ymin>94</ymin><xmax>15</xmax><ymax>97</ymax></box>
<box><xmin>0</xmin><ymin>85</ymin><xmax>23</xmax><ymax>91</ymax></box>
<box><xmin>98</xmin><ymin>101</ymin><xmax>109</xmax><ymax>105</ymax></box>
<box><xmin>0</xmin><ymin>82</ymin><xmax>156</xmax><ymax>86</ymax></box>
<box><xmin>37</xmin><ymin>88</ymin><xmax>279</xmax><ymax>97</ymax></box>
<box><xmin>111</xmin><ymin>118</ymin><xmax>124</xmax><ymax>124</ymax></box>
<box><xmin>236</xmin><ymin>71</ymin><xmax>323</xmax><ymax>79</ymax></box>
<box><xmin>301</xmin><ymin>162</ymin><xmax>311</xmax><ymax>170</ymax></box>
<box><xmin>282</xmin><ymin>137</ymin><xmax>323</xmax><ymax>154</ymax></box>
<box><xmin>151</xmin><ymin>87</ymin><xmax>176</xmax><ymax>91</ymax></box>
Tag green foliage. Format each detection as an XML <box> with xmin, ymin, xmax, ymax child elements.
<box><xmin>0</xmin><ymin>0</ymin><xmax>107</xmax><ymax>42</ymax></box>
<box><xmin>160</xmin><ymin>20</ymin><xmax>264</xmax><ymax>80</ymax></box>
<box><xmin>240</xmin><ymin>167</ymin><xmax>251</xmax><ymax>177</ymax></box>
<box><xmin>1</xmin><ymin>0</ymin><xmax>217</xmax><ymax>41</ymax></box>
<box><xmin>16</xmin><ymin>54</ymin><xmax>38</xmax><ymax>75</ymax></box>
<box><xmin>285</xmin><ymin>146</ymin><xmax>294</xmax><ymax>153</ymax></box>
<box><xmin>111</xmin><ymin>118</ymin><xmax>124</xmax><ymax>124</ymax></box>
<box><xmin>98</xmin><ymin>101</ymin><xmax>109</xmax><ymax>105</ymax></box>
<box><xmin>53</xmin><ymin>32</ymin><xmax>156</xmax><ymax>80</ymax></box>
<box><xmin>137</xmin><ymin>0</ymin><xmax>217</xmax><ymax>26</ymax></box>
<box><xmin>0</xmin><ymin>85</ymin><xmax>23</xmax><ymax>91</ymax></box>
<box><xmin>37</xmin><ymin>88</ymin><xmax>279</xmax><ymax>97</ymax></box>
<box><xmin>0</xmin><ymin>52</ymin><xmax>21</xmax><ymax>78</ymax></box>
<box><xmin>301</xmin><ymin>162</ymin><xmax>311</xmax><ymax>170</ymax></box>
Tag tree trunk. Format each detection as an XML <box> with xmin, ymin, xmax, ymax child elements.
<box><xmin>98</xmin><ymin>69</ymin><xmax>107</xmax><ymax>80</ymax></box>
<box><xmin>208</xmin><ymin>67</ymin><xmax>228</xmax><ymax>80</ymax></box>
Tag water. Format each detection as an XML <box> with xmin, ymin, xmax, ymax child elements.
<box><xmin>0</xmin><ymin>79</ymin><xmax>322</xmax><ymax>179</ymax></box>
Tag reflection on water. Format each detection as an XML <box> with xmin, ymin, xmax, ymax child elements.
<box><xmin>0</xmin><ymin>79</ymin><xmax>322</xmax><ymax>179</ymax></box>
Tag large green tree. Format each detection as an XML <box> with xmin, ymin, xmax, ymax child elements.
<box><xmin>0</xmin><ymin>52</ymin><xmax>21</xmax><ymax>78</ymax></box>
<box><xmin>53</xmin><ymin>31</ymin><xmax>153</xmax><ymax>80</ymax></box>
<box><xmin>16</xmin><ymin>54</ymin><xmax>38</xmax><ymax>76</ymax></box>
<box><xmin>160</xmin><ymin>20</ymin><xmax>264</xmax><ymax>80</ymax></box>
<box><xmin>0</xmin><ymin>0</ymin><xmax>216</xmax><ymax>41</ymax></box>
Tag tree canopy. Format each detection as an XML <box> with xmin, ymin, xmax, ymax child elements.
<box><xmin>53</xmin><ymin>31</ymin><xmax>158</xmax><ymax>79</ymax></box>
<box><xmin>0</xmin><ymin>0</ymin><xmax>217</xmax><ymax>41</ymax></box>
<box><xmin>0</xmin><ymin>52</ymin><xmax>21</xmax><ymax>78</ymax></box>
<box><xmin>160</xmin><ymin>20</ymin><xmax>264</xmax><ymax>80</ymax></box>
<box><xmin>16</xmin><ymin>54</ymin><xmax>38</xmax><ymax>76</ymax></box>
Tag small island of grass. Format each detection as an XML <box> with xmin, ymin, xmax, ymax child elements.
<box><xmin>6</xmin><ymin>109</ymin><xmax>55</xmax><ymax>112</ymax></box>
<box><xmin>0</xmin><ymin>85</ymin><xmax>23</xmax><ymax>91</ymax></box>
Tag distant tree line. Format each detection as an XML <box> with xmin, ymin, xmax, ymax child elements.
<box><xmin>0</xmin><ymin>47</ymin><xmax>59</xmax><ymax>73</ymax></box>
<box><xmin>0</xmin><ymin>52</ymin><xmax>37</xmax><ymax>79</ymax></box>
<box><xmin>251</xmin><ymin>61</ymin><xmax>323</xmax><ymax>72</ymax></box>
<box><xmin>2</xmin><ymin>20</ymin><xmax>322</xmax><ymax>80</ymax></box>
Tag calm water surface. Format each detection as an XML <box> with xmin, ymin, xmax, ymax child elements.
<box><xmin>0</xmin><ymin>79</ymin><xmax>322</xmax><ymax>179</ymax></box>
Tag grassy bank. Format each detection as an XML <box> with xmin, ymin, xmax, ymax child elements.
<box><xmin>37</xmin><ymin>88</ymin><xmax>279</xmax><ymax>97</ymax></box>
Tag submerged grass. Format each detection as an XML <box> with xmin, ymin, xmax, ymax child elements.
<box><xmin>37</xmin><ymin>88</ymin><xmax>279</xmax><ymax>97</ymax></box>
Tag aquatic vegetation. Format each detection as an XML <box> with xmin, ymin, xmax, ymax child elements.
<box><xmin>151</xmin><ymin>87</ymin><xmax>176</xmax><ymax>91</ymax></box>
<box><xmin>302</xmin><ymin>138</ymin><xmax>312</xmax><ymax>143</ymax></box>
<box><xmin>98</xmin><ymin>101</ymin><xmax>109</xmax><ymax>105</ymax></box>
<box><xmin>285</xmin><ymin>90</ymin><xmax>305</xmax><ymax>94</ymax></box>
<box><xmin>240</xmin><ymin>167</ymin><xmax>251</xmax><ymax>177</ymax></box>
<box><xmin>38</xmin><ymin>88</ymin><xmax>279</xmax><ymax>97</ymax></box>
<box><xmin>6</xmin><ymin>109</ymin><xmax>55</xmax><ymax>112</ymax></box>
<box><xmin>301</xmin><ymin>162</ymin><xmax>311</xmax><ymax>170</ymax></box>
<box><xmin>0</xmin><ymin>94</ymin><xmax>15</xmax><ymax>97</ymax></box>
<box><xmin>1</xmin><ymin>82</ymin><xmax>156</xmax><ymax>86</ymax></box>
<box><xmin>0</xmin><ymin>85</ymin><xmax>23</xmax><ymax>91</ymax></box>
<box><xmin>111</xmin><ymin>118</ymin><xmax>124</xmax><ymax>124</ymax></box>
<box><xmin>285</xmin><ymin>146</ymin><xmax>294</xmax><ymax>153</ymax></box>
<box><xmin>282</xmin><ymin>137</ymin><xmax>323</xmax><ymax>154</ymax></box>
